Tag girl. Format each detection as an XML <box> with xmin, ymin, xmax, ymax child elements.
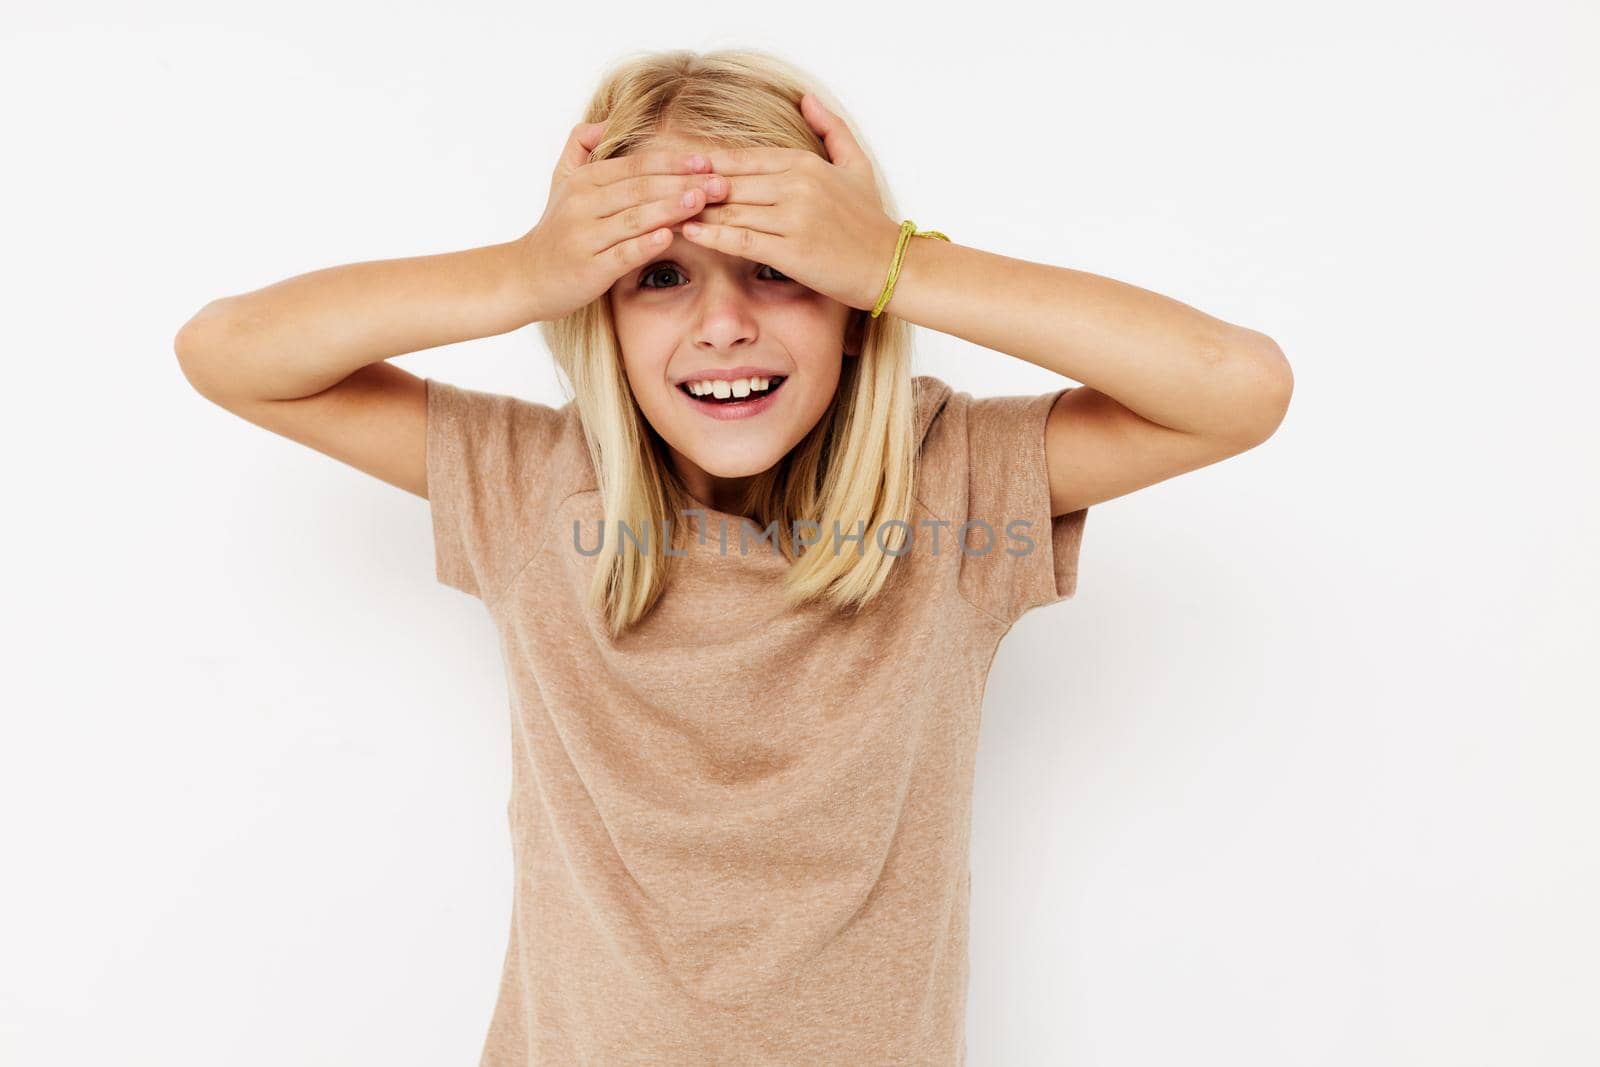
<box><xmin>175</xmin><ymin>47</ymin><xmax>1291</xmax><ymax>1067</ymax></box>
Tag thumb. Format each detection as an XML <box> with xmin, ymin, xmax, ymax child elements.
<box><xmin>799</xmin><ymin>92</ymin><xmax>865</xmax><ymax>170</ymax></box>
<box><xmin>552</xmin><ymin>118</ymin><xmax>610</xmax><ymax>185</ymax></box>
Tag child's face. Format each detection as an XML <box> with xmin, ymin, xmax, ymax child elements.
<box><xmin>606</xmin><ymin>135</ymin><xmax>864</xmax><ymax>513</ymax></box>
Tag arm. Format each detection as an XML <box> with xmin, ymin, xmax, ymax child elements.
<box><xmin>173</xmin><ymin>239</ymin><xmax>539</xmax><ymax>499</ymax></box>
<box><xmin>175</xmin><ymin>122</ymin><xmax>724</xmax><ymax>505</ymax></box>
<box><xmin>879</xmin><ymin>239</ymin><xmax>1294</xmax><ymax>515</ymax></box>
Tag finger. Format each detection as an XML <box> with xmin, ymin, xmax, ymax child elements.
<box><xmin>594</xmin><ymin>186</ymin><xmax>713</xmax><ymax>256</ymax></box>
<box><xmin>695</xmin><ymin>145</ymin><xmax>796</xmax><ymax>176</ymax></box>
<box><xmin>585</xmin><ymin>147</ymin><xmax>711</xmax><ymax>188</ymax></box>
<box><xmin>679</xmin><ymin>219</ymin><xmax>778</xmax><ymax>262</ymax></box>
<box><xmin>682</xmin><ymin>172</ymin><xmax>777</xmax><ymax>207</ymax></box>
<box><xmin>592</xmin><ymin>172</ymin><xmax>729</xmax><ymax>220</ymax></box>
<box><xmin>684</xmin><ymin>202</ymin><xmax>786</xmax><ymax>236</ymax></box>
<box><xmin>576</xmin><ymin>118</ymin><xmax>610</xmax><ymax>157</ymax></box>
<box><xmin>799</xmin><ymin>92</ymin><xmax>867</xmax><ymax>170</ymax></box>
<box><xmin>595</xmin><ymin>222</ymin><xmax>677</xmax><ymax>274</ymax></box>
<box><xmin>552</xmin><ymin>118</ymin><xmax>609</xmax><ymax>186</ymax></box>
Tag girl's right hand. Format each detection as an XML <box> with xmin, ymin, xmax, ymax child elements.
<box><xmin>513</xmin><ymin>119</ymin><xmax>725</xmax><ymax>323</ymax></box>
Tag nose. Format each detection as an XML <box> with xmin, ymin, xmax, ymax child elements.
<box><xmin>692</xmin><ymin>273</ymin><xmax>760</xmax><ymax>352</ymax></box>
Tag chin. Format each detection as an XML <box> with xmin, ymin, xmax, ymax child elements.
<box><xmin>681</xmin><ymin>445</ymin><xmax>786</xmax><ymax>480</ymax></box>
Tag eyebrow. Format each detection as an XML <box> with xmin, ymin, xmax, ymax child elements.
<box><xmin>638</xmin><ymin>249</ymin><xmax>764</xmax><ymax>270</ymax></box>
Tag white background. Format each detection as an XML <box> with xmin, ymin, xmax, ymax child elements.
<box><xmin>3</xmin><ymin>3</ymin><xmax>1596</xmax><ymax>1064</ymax></box>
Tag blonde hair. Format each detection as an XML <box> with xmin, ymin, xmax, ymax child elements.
<box><xmin>539</xmin><ymin>48</ymin><xmax>919</xmax><ymax>638</ymax></box>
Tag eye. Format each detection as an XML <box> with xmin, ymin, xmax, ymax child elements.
<box><xmin>636</xmin><ymin>262</ymin><xmax>795</xmax><ymax>289</ymax></box>
<box><xmin>639</xmin><ymin>263</ymin><xmax>685</xmax><ymax>289</ymax></box>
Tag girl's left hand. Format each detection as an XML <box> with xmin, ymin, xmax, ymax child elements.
<box><xmin>678</xmin><ymin>93</ymin><xmax>902</xmax><ymax>312</ymax></box>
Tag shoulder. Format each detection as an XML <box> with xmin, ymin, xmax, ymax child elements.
<box><xmin>424</xmin><ymin>378</ymin><xmax>595</xmax><ymax>599</ymax></box>
<box><xmin>426</xmin><ymin>378</ymin><xmax>575</xmax><ymax>448</ymax></box>
<box><xmin>909</xmin><ymin>373</ymin><xmax>985</xmax><ymax>515</ymax></box>
<box><xmin>909</xmin><ymin>371</ymin><xmax>1069</xmax><ymax>523</ymax></box>
<box><xmin>908</xmin><ymin>373</ymin><xmax>1088</xmax><ymax>626</ymax></box>
<box><xmin>425</xmin><ymin>378</ymin><xmax>592</xmax><ymax>499</ymax></box>
<box><xmin>912</xmin><ymin>374</ymin><xmax>956</xmax><ymax>450</ymax></box>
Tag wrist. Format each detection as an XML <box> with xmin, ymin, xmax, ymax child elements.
<box><xmin>500</xmin><ymin>231</ymin><xmax>550</xmax><ymax>325</ymax></box>
<box><xmin>860</xmin><ymin>218</ymin><xmax>904</xmax><ymax>312</ymax></box>
<box><xmin>872</xmin><ymin>224</ymin><xmax>953</xmax><ymax>322</ymax></box>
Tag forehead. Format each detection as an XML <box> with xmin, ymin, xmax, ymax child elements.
<box><xmin>636</xmin><ymin>131</ymin><xmax>721</xmax><ymax>161</ymax></box>
<box><xmin>626</xmin><ymin>134</ymin><xmax>747</xmax><ymax>258</ymax></box>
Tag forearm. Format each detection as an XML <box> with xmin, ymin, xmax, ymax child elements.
<box><xmin>880</xmin><ymin>237</ymin><xmax>1291</xmax><ymax>439</ymax></box>
<box><xmin>174</xmin><ymin>238</ymin><xmax>537</xmax><ymax>402</ymax></box>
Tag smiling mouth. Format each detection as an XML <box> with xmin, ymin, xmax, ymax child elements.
<box><xmin>677</xmin><ymin>376</ymin><xmax>788</xmax><ymax>405</ymax></box>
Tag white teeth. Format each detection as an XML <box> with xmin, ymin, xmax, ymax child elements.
<box><xmin>686</xmin><ymin>375</ymin><xmax>776</xmax><ymax>397</ymax></box>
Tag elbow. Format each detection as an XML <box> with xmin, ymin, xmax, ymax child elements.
<box><xmin>173</xmin><ymin>300</ymin><xmax>236</xmax><ymax>402</ymax></box>
<box><xmin>174</xmin><ymin>322</ymin><xmax>218</xmax><ymax>401</ymax></box>
<box><xmin>1224</xmin><ymin>331</ymin><xmax>1294</xmax><ymax>448</ymax></box>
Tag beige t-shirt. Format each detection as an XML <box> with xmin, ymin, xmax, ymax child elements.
<box><xmin>425</xmin><ymin>373</ymin><xmax>1088</xmax><ymax>1065</ymax></box>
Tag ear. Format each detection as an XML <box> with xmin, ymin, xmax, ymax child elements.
<box><xmin>844</xmin><ymin>308</ymin><xmax>867</xmax><ymax>357</ymax></box>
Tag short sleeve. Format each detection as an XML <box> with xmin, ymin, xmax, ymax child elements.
<box><xmin>425</xmin><ymin>377</ymin><xmax>567</xmax><ymax>602</ymax></box>
<box><xmin>955</xmin><ymin>386</ymin><xmax>1088</xmax><ymax>626</ymax></box>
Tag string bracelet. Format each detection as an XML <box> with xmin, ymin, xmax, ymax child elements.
<box><xmin>870</xmin><ymin>219</ymin><xmax>950</xmax><ymax>319</ymax></box>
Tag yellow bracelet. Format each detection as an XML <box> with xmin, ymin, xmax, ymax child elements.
<box><xmin>870</xmin><ymin>219</ymin><xmax>950</xmax><ymax>318</ymax></box>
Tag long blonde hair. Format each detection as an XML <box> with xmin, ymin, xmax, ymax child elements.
<box><xmin>538</xmin><ymin>48</ymin><xmax>920</xmax><ymax>637</ymax></box>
